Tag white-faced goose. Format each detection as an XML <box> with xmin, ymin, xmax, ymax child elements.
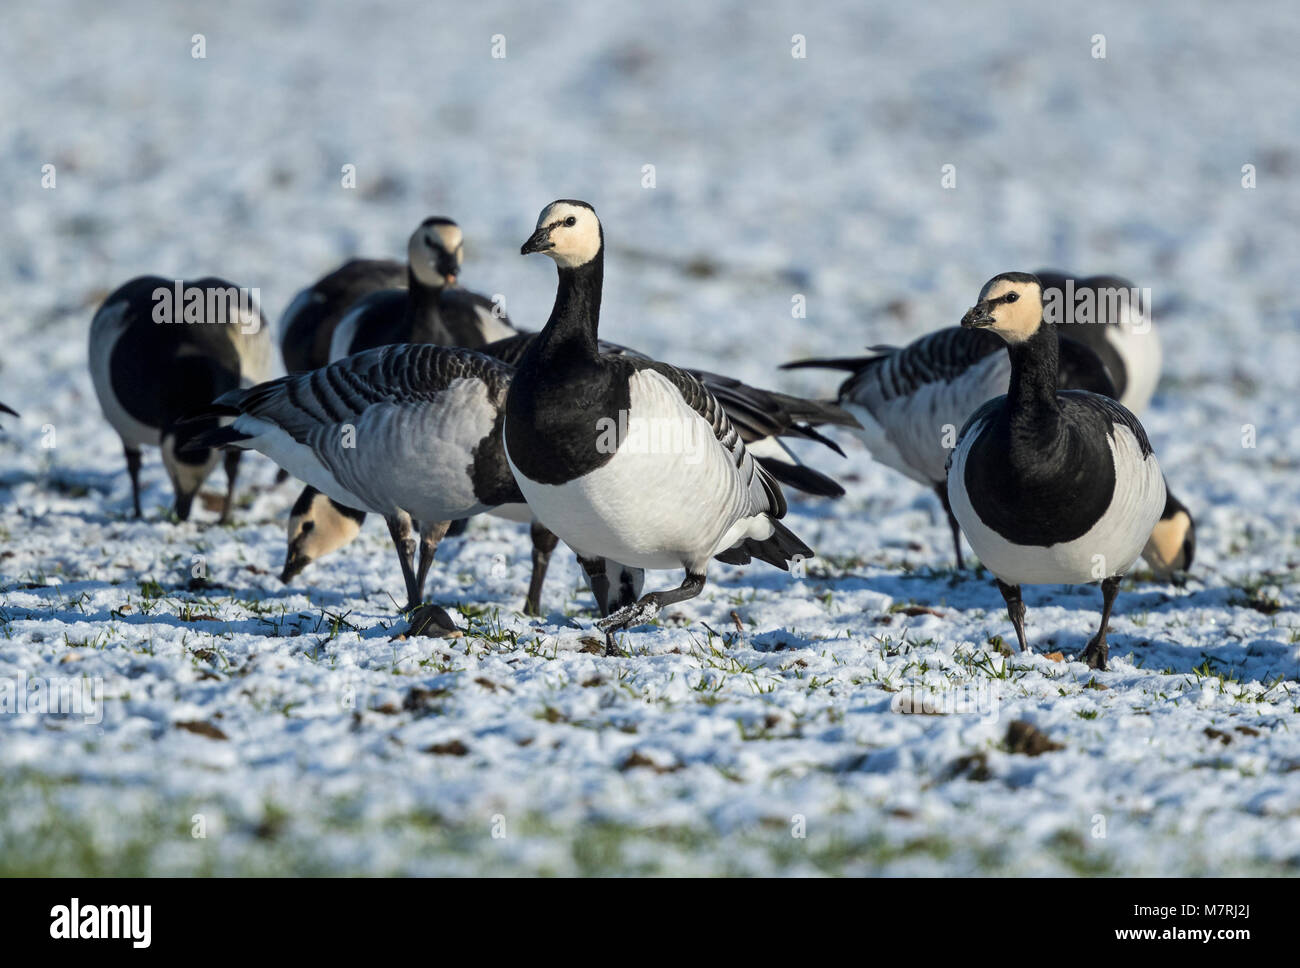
<box><xmin>946</xmin><ymin>272</ymin><xmax>1167</xmax><ymax>670</ymax></box>
<box><xmin>504</xmin><ymin>200</ymin><xmax>813</xmax><ymax>654</ymax></box>
<box><xmin>783</xmin><ymin>324</ymin><xmax>1193</xmax><ymax>577</ymax></box>
<box><xmin>89</xmin><ymin>275</ymin><xmax>272</xmax><ymax>521</ymax></box>
<box><xmin>328</xmin><ymin>217</ymin><xmax>515</xmax><ymax>361</ymax></box>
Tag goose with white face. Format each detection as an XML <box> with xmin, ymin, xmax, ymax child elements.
<box><xmin>519</xmin><ymin>200</ymin><xmax>603</xmax><ymax>268</ymax></box>
<box><xmin>408</xmin><ymin>218</ymin><xmax>464</xmax><ymax>288</ymax></box>
<box><xmin>960</xmin><ymin>275</ymin><xmax>1045</xmax><ymax>343</ymax></box>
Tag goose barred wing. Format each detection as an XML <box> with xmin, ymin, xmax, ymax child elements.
<box><xmin>221</xmin><ymin>342</ymin><xmax>513</xmax><ymax>445</ymax></box>
<box><xmin>628</xmin><ymin>357</ymin><xmax>788</xmax><ymax>520</ymax></box>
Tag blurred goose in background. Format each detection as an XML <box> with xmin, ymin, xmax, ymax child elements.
<box><xmin>946</xmin><ymin>272</ymin><xmax>1166</xmax><ymax>671</ymax></box>
<box><xmin>279</xmin><ymin>258</ymin><xmax>407</xmax><ymax>374</ymax></box>
<box><xmin>328</xmin><ymin>216</ymin><xmax>515</xmax><ymax>360</ymax></box>
<box><xmin>1035</xmin><ymin>269</ymin><xmax>1160</xmax><ymax>415</ymax></box>
<box><xmin>89</xmin><ymin>275</ymin><xmax>272</xmax><ymax>521</ymax></box>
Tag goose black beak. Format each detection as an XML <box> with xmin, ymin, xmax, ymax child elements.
<box><xmin>520</xmin><ymin>227</ymin><xmax>553</xmax><ymax>256</ymax></box>
<box><xmin>280</xmin><ymin>554</ymin><xmax>308</xmax><ymax>584</ymax></box>
<box><xmin>961</xmin><ymin>302</ymin><xmax>996</xmax><ymax>329</ymax></box>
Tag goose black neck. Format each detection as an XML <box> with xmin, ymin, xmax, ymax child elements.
<box><xmin>405</xmin><ymin>268</ymin><xmax>448</xmax><ymax>342</ymax></box>
<box><xmin>1003</xmin><ymin>322</ymin><xmax>1062</xmax><ymax>464</ymax></box>
<box><xmin>536</xmin><ymin>252</ymin><xmax>603</xmax><ymax>362</ymax></box>
<box><xmin>1006</xmin><ymin>323</ymin><xmax>1060</xmax><ymax>417</ymax></box>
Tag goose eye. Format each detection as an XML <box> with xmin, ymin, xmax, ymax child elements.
<box><xmin>564</xmin><ymin>216</ymin><xmax>577</xmax><ymax>227</ymax></box>
<box><xmin>301</xmin><ymin>521</ymin><xmax>315</xmax><ymax>533</ymax></box>
<box><xmin>1004</xmin><ymin>292</ymin><xmax>1019</xmax><ymax>303</ymax></box>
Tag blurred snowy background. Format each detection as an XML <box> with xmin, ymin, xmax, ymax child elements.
<box><xmin>0</xmin><ymin>0</ymin><xmax>1297</xmax><ymax>875</ymax></box>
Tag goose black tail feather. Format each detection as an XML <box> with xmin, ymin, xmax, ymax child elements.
<box><xmin>177</xmin><ymin>425</ymin><xmax>254</xmax><ymax>459</ymax></box>
<box><xmin>780</xmin><ymin>355</ymin><xmax>882</xmax><ymax>374</ymax></box>
<box><xmin>714</xmin><ymin>520</ymin><xmax>813</xmax><ymax>571</ymax></box>
<box><xmin>756</xmin><ymin>456</ymin><xmax>845</xmax><ymax>498</ymax></box>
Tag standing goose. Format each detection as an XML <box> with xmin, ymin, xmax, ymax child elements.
<box><xmin>329</xmin><ymin>217</ymin><xmax>515</xmax><ymax>361</ymax></box>
<box><xmin>280</xmin><ymin>258</ymin><xmax>407</xmax><ymax>374</ymax></box>
<box><xmin>946</xmin><ymin>273</ymin><xmax>1166</xmax><ymax>670</ymax></box>
<box><xmin>783</xmin><ymin>326</ymin><xmax>1194</xmax><ymax>577</ymax></box>
<box><xmin>89</xmin><ymin>276</ymin><xmax>272</xmax><ymax>521</ymax></box>
<box><xmin>1035</xmin><ymin>270</ymin><xmax>1160</xmax><ymax>414</ymax></box>
<box><xmin>504</xmin><ymin>200</ymin><xmax>812</xmax><ymax>653</ymax></box>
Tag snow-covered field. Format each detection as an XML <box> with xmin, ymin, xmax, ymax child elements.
<box><xmin>1</xmin><ymin>0</ymin><xmax>1298</xmax><ymax>875</ymax></box>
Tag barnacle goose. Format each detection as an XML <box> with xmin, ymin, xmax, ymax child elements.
<box><xmin>279</xmin><ymin>259</ymin><xmax>406</xmax><ymax>374</ymax></box>
<box><xmin>945</xmin><ymin>272</ymin><xmax>1167</xmax><ymax>670</ymax></box>
<box><xmin>1035</xmin><ymin>270</ymin><xmax>1160</xmax><ymax>414</ymax></box>
<box><xmin>328</xmin><ymin>217</ymin><xmax>515</xmax><ymax>361</ymax></box>
<box><xmin>89</xmin><ymin>276</ymin><xmax>272</xmax><ymax>521</ymax></box>
<box><xmin>504</xmin><ymin>200</ymin><xmax>813</xmax><ymax>654</ymax></box>
<box><xmin>185</xmin><ymin>343</ymin><xmax>521</xmax><ymax>621</ymax></box>
<box><xmin>783</xmin><ymin>325</ymin><xmax>1193</xmax><ymax>577</ymax></box>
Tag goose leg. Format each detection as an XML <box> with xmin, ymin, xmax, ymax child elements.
<box><xmin>219</xmin><ymin>450</ymin><xmax>242</xmax><ymax>524</ymax></box>
<box><xmin>525</xmin><ymin>521</ymin><xmax>559</xmax><ymax>616</ymax></box>
<box><xmin>995</xmin><ymin>579</ymin><xmax>1029</xmax><ymax>654</ymax></box>
<box><xmin>411</xmin><ymin>519</ymin><xmax>451</xmax><ymax>610</ymax></box>
<box><xmin>385</xmin><ymin>512</ymin><xmax>420</xmax><ymax>611</ymax></box>
<box><xmin>596</xmin><ymin>572</ymin><xmax>706</xmax><ymax>656</ymax></box>
<box><xmin>1082</xmin><ymin>575</ymin><xmax>1121</xmax><ymax>671</ymax></box>
<box><xmin>124</xmin><ymin>445</ymin><xmax>143</xmax><ymax>518</ymax></box>
<box><xmin>576</xmin><ymin>556</ymin><xmax>612</xmax><ymax>617</ymax></box>
<box><xmin>934</xmin><ymin>482</ymin><xmax>964</xmax><ymax>569</ymax></box>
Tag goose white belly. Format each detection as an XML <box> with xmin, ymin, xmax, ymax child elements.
<box><xmin>89</xmin><ymin>302</ymin><xmax>161</xmax><ymax>449</ymax></box>
<box><xmin>506</xmin><ymin>370</ymin><xmax>761</xmax><ymax>570</ymax></box>
<box><xmin>948</xmin><ymin>421</ymin><xmax>1165</xmax><ymax>585</ymax></box>
<box><xmin>849</xmin><ymin>354</ymin><xmax>1009</xmax><ymax>485</ymax></box>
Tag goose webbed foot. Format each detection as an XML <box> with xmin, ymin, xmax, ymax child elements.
<box><xmin>1081</xmin><ymin>633</ymin><xmax>1109</xmax><ymax>671</ymax></box>
<box><xmin>594</xmin><ymin>573</ymin><xmax>706</xmax><ymax>638</ymax></box>
<box><xmin>402</xmin><ymin>603</ymin><xmax>463</xmax><ymax>639</ymax></box>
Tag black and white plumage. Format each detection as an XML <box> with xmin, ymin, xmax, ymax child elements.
<box><xmin>188</xmin><ymin>343</ymin><xmax>520</xmax><ymax>607</ymax></box>
<box><xmin>328</xmin><ymin>217</ymin><xmax>515</xmax><ymax>362</ymax></box>
<box><xmin>784</xmin><ymin>326</ymin><xmax>1114</xmax><ymax>566</ymax></box>
<box><xmin>89</xmin><ymin>275</ymin><xmax>273</xmax><ymax>521</ymax></box>
<box><xmin>504</xmin><ymin>200</ymin><xmax>812</xmax><ymax>653</ymax></box>
<box><xmin>279</xmin><ymin>259</ymin><xmax>407</xmax><ymax>374</ymax></box>
<box><xmin>783</xmin><ymin>323</ymin><xmax>1193</xmax><ymax>578</ymax></box>
<box><xmin>1035</xmin><ymin>269</ymin><xmax>1161</xmax><ymax>414</ymax></box>
<box><xmin>945</xmin><ymin>272</ymin><xmax>1167</xmax><ymax>670</ymax></box>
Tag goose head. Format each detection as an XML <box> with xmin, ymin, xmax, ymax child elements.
<box><xmin>520</xmin><ymin>200</ymin><xmax>603</xmax><ymax>268</ymax></box>
<box><xmin>160</xmin><ymin>430</ymin><xmax>219</xmax><ymax>521</ymax></box>
<box><xmin>281</xmin><ymin>487</ymin><xmax>365</xmax><ymax>583</ymax></box>
<box><xmin>1143</xmin><ymin>494</ymin><xmax>1196</xmax><ymax>582</ymax></box>
<box><xmin>408</xmin><ymin>217</ymin><xmax>464</xmax><ymax>288</ymax></box>
<box><xmin>962</xmin><ymin>272</ymin><xmax>1045</xmax><ymax>344</ymax></box>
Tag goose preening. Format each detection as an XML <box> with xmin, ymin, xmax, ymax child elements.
<box><xmin>279</xmin><ymin>258</ymin><xmax>406</xmax><ymax>374</ymax></box>
<box><xmin>328</xmin><ymin>217</ymin><xmax>515</xmax><ymax>361</ymax></box>
<box><xmin>783</xmin><ymin>324</ymin><xmax>1193</xmax><ymax>577</ymax></box>
<box><xmin>945</xmin><ymin>272</ymin><xmax>1167</xmax><ymax>670</ymax></box>
<box><xmin>1035</xmin><ymin>270</ymin><xmax>1160</xmax><ymax>415</ymax></box>
<box><xmin>89</xmin><ymin>276</ymin><xmax>272</xmax><ymax>521</ymax></box>
<box><xmin>504</xmin><ymin>200</ymin><xmax>813</xmax><ymax>654</ymax></box>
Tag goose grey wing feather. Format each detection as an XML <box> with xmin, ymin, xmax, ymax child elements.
<box><xmin>623</xmin><ymin>357</ymin><xmax>788</xmax><ymax>520</ymax></box>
